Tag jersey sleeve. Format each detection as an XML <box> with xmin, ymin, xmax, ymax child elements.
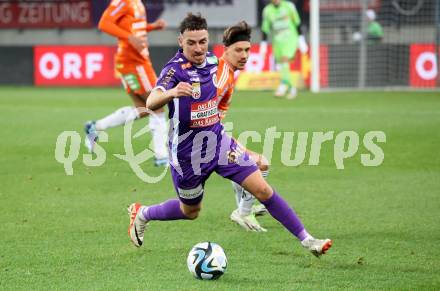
<box><xmin>288</xmin><ymin>2</ymin><xmax>301</xmax><ymax>27</ymax></box>
<box><xmin>154</xmin><ymin>64</ymin><xmax>179</xmax><ymax>91</ymax></box>
<box><xmin>218</xmin><ymin>86</ymin><xmax>233</xmax><ymax>119</ymax></box>
<box><xmin>98</xmin><ymin>0</ymin><xmax>131</xmax><ymax>39</ymax></box>
<box><xmin>261</xmin><ymin>7</ymin><xmax>271</xmax><ymax>35</ymax></box>
<box><xmin>146</xmin><ymin>23</ymin><xmax>156</xmax><ymax>32</ymax></box>
<box><xmin>216</xmin><ymin>59</ymin><xmax>235</xmax><ymax>118</ymax></box>
<box><xmin>147</xmin><ymin>22</ymin><xmax>162</xmax><ymax>32</ymax></box>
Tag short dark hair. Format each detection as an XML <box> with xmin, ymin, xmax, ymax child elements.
<box><xmin>223</xmin><ymin>21</ymin><xmax>252</xmax><ymax>46</ymax></box>
<box><xmin>179</xmin><ymin>13</ymin><xmax>208</xmax><ymax>34</ymax></box>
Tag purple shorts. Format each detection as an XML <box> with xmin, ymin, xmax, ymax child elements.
<box><xmin>170</xmin><ymin>134</ymin><xmax>258</xmax><ymax>205</ymax></box>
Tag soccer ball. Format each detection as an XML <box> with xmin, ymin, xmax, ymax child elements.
<box><xmin>187</xmin><ymin>242</ymin><xmax>227</xmax><ymax>280</ymax></box>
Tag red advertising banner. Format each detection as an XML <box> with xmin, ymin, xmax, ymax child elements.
<box><xmin>410</xmin><ymin>44</ymin><xmax>440</xmax><ymax>88</ymax></box>
<box><xmin>34</xmin><ymin>46</ymin><xmax>120</xmax><ymax>87</ymax></box>
<box><xmin>319</xmin><ymin>45</ymin><xmax>329</xmax><ymax>88</ymax></box>
<box><xmin>0</xmin><ymin>1</ymin><xmax>93</xmax><ymax>28</ymax></box>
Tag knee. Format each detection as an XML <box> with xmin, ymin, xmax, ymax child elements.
<box><xmin>252</xmin><ymin>184</ymin><xmax>273</xmax><ymax>202</ymax></box>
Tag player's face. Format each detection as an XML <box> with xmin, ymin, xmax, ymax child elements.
<box><xmin>271</xmin><ymin>0</ymin><xmax>281</xmax><ymax>6</ymax></box>
<box><xmin>225</xmin><ymin>41</ymin><xmax>251</xmax><ymax>70</ymax></box>
<box><xmin>179</xmin><ymin>30</ymin><xmax>209</xmax><ymax>65</ymax></box>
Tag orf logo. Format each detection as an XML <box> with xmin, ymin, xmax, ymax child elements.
<box><xmin>34</xmin><ymin>46</ymin><xmax>119</xmax><ymax>86</ymax></box>
<box><xmin>416</xmin><ymin>52</ymin><xmax>437</xmax><ymax>81</ymax></box>
<box><xmin>410</xmin><ymin>44</ymin><xmax>439</xmax><ymax>88</ymax></box>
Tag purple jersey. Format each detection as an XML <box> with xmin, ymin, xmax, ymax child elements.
<box><xmin>154</xmin><ymin>49</ymin><xmax>258</xmax><ymax>205</ymax></box>
<box><xmin>154</xmin><ymin>49</ymin><xmax>223</xmax><ymax>167</ymax></box>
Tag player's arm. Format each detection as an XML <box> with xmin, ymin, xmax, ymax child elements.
<box><xmin>99</xmin><ymin>1</ymin><xmax>147</xmax><ymax>55</ymax></box>
<box><xmin>147</xmin><ymin>83</ymin><xmax>193</xmax><ymax>111</ymax></box>
<box><xmin>147</xmin><ymin>19</ymin><xmax>167</xmax><ymax>32</ymax></box>
<box><xmin>261</xmin><ymin>6</ymin><xmax>271</xmax><ymax>38</ymax></box>
<box><xmin>218</xmin><ymin>88</ymin><xmax>233</xmax><ymax>119</ymax></box>
<box><xmin>289</xmin><ymin>2</ymin><xmax>301</xmax><ymax>27</ymax></box>
<box><xmin>98</xmin><ymin>1</ymin><xmax>131</xmax><ymax>39</ymax></box>
<box><xmin>260</xmin><ymin>7</ymin><xmax>271</xmax><ymax>55</ymax></box>
<box><xmin>148</xmin><ymin>65</ymin><xmax>192</xmax><ymax>110</ymax></box>
<box><xmin>288</xmin><ymin>2</ymin><xmax>308</xmax><ymax>53</ymax></box>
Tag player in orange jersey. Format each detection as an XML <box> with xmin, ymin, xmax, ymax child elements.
<box><xmin>216</xmin><ymin>21</ymin><xmax>271</xmax><ymax>232</ymax></box>
<box><xmin>85</xmin><ymin>0</ymin><xmax>168</xmax><ymax>166</ymax></box>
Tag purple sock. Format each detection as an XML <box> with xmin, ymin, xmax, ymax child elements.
<box><xmin>261</xmin><ymin>191</ymin><xmax>309</xmax><ymax>241</ymax></box>
<box><xmin>142</xmin><ymin>199</ymin><xmax>189</xmax><ymax>221</ymax></box>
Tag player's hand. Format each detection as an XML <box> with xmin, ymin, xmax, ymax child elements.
<box><xmin>298</xmin><ymin>35</ymin><xmax>308</xmax><ymax>53</ymax></box>
<box><xmin>171</xmin><ymin>82</ymin><xmax>193</xmax><ymax>98</ymax></box>
<box><xmin>153</xmin><ymin>19</ymin><xmax>167</xmax><ymax>30</ymax></box>
<box><xmin>219</xmin><ymin>110</ymin><xmax>226</xmax><ymax>120</ymax></box>
<box><xmin>352</xmin><ymin>32</ymin><xmax>362</xmax><ymax>42</ymax></box>
<box><xmin>128</xmin><ymin>35</ymin><xmax>147</xmax><ymax>53</ymax></box>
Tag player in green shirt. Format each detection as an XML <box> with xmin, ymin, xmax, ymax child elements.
<box><xmin>366</xmin><ymin>9</ymin><xmax>383</xmax><ymax>44</ymax></box>
<box><xmin>352</xmin><ymin>10</ymin><xmax>384</xmax><ymax>44</ymax></box>
<box><xmin>260</xmin><ymin>0</ymin><xmax>303</xmax><ymax>99</ymax></box>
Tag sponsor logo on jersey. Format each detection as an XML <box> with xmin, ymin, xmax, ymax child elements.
<box><xmin>181</xmin><ymin>62</ymin><xmax>192</xmax><ymax>69</ymax></box>
<box><xmin>212</xmin><ymin>73</ymin><xmax>219</xmax><ymax>88</ymax></box>
<box><xmin>177</xmin><ymin>185</ymin><xmax>203</xmax><ymax>199</ymax></box>
<box><xmin>187</xmin><ymin>70</ymin><xmax>198</xmax><ymax>77</ymax></box>
<box><xmin>191</xmin><ymin>82</ymin><xmax>201</xmax><ymax>99</ymax></box>
<box><xmin>226</xmin><ymin>146</ymin><xmax>245</xmax><ymax>164</ymax></box>
<box><xmin>190</xmin><ymin>98</ymin><xmax>219</xmax><ymax>128</ymax></box>
<box><xmin>207</xmin><ymin>56</ymin><xmax>218</xmax><ymax>65</ymax></box>
<box><xmin>123</xmin><ymin>74</ymin><xmax>140</xmax><ymax>90</ymax></box>
<box><xmin>160</xmin><ymin>67</ymin><xmax>176</xmax><ymax>88</ymax></box>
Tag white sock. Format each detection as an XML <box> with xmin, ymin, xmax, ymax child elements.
<box><xmin>238</xmin><ymin>189</ymin><xmax>255</xmax><ymax>216</ymax></box>
<box><xmin>232</xmin><ymin>181</ymin><xmax>244</xmax><ymax>208</ymax></box>
<box><xmin>236</xmin><ymin>169</ymin><xmax>270</xmax><ymax>216</ymax></box>
<box><xmin>149</xmin><ymin>112</ymin><xmax>168</xmax><ymax>159</ymax></box>
<box><xmin>95</xmin><ymin>106</ymin><xmax>139</xmax><ymax>131</ymax></box>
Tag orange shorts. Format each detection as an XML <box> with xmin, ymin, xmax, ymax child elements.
<box><xmin>115</xmin><ymin>57</ymin><xmax>157</xmax><ymax>96</ymax></box>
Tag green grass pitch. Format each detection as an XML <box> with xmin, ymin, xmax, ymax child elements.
<box><xmin>0</xmin><ymin>87</ymin><xmax>439</xmax><ymax>290</ymax></box>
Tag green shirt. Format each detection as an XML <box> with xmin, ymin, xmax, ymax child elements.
<box><xmin>261</xmin><ymin>0</ymin><xmax>300</xmax><ymax>42</ymax></box>
<box><xmin>367</xmin><ymin>21</ymin><xmax>384</xmax><ymax>42</ymax></box>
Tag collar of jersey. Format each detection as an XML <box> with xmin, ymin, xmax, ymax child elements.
<box><xmin>177</xmin><ymin>48</ymin><xmax>207</xmax><ymax>69</ymax></box>
<box><xmin>194</xmin><ymin>59</ymin><xmax>207</xmax><ymax>68</ymax></box>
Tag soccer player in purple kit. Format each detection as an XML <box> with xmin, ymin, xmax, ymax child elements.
<box><xmin>127</xmin><ymin>13</ymin><xmax>332</xmax><ymax>257</ymax></box>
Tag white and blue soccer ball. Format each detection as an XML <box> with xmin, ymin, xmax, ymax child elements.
<box><xmin>187</xmin><ymin>242</ymin><xmax>227</xmax><ymax>280</ymax></box>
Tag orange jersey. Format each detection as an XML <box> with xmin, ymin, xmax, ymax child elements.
<box><xmin>216</xmin><ymin>57</ymin><xmax>235</xmax><ymax>118</ymax></box>
<box><xmin>99</xmin><ymin>0</ymin><xmax>156</xmax><ymax>64</ymax></box>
